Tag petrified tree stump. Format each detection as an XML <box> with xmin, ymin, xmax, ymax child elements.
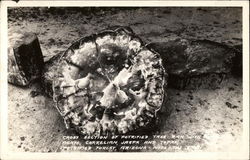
<box><xmin>8</xmin><ymin>32</ymin><xmax>44</xmax><ymax>86</ymax></box>
<box><xmin>43</xmin><ymin>26</ymin><xmax>166</xmax><ymax>136</ymax></box>
<box><xmin>148</xmin><ymin>39</ymin><xmax>241</xmax><ymax>89</ymax></box>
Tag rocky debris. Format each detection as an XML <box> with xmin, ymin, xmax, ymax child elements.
<box><xmin>225</xmin><ymin>102</ymin><xmax>238</xmax><ymax>109</ymax></box>
<box><xmin>8</xmin><ymin>32</ymin><xmax>44</xmax><ymax>86</ymax></box>
<box><xmin>148</xmin><ymin>39</ymin><xmax>241</xmax><ymax>89</ymax></box>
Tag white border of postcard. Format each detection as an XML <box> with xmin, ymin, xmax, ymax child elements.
<box><xmin>1</xmin><ymin>1</ymin><xmax>249</xmax><ymax>160</ymax></box>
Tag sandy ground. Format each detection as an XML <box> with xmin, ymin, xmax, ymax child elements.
<box><xmin>7</xmin><ymin>7</ymin><xmax>242</xmax><ymax>152</ymax></box>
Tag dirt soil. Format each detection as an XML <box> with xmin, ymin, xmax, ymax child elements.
<box><xmin>7</xmin><ymin>7</ymin><xmax>242</xmax><ymax>152</ymax></box>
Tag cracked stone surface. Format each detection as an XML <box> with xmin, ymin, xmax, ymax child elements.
<box><xmin>52</xmin><ymin>27</ymin><xmax>166</xmax><ymax>135</ymax></box>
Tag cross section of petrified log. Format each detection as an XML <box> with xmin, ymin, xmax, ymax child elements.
<box><xmin>52</xmin><ymin>27</ymin><xmax>166</xmax><ymax>136</ymax></box>
<box><xmin>8</xmin><ymin>32</ymin><xmax>44</xmax><ymax>86</ymax></box>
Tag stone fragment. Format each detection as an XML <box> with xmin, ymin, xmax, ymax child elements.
<box><xmin>148</xmin><ymin>39</ymin><xmax>240</xmax><ymax>89</ymax></box>
<box><xmin>8</xmin><ymin>32</ymin><xmax>44</xmax><ymax>86</ymax></box>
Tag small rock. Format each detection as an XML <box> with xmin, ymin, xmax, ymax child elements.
<box><xmin>86</xmin><ymin>16</ymin><xmax>92</xmax><ymax>20</ymax></box>
<box><xmin>189</xmin><ymin>119</ymin><xmax>198</xmax><ymax>123</ymax></box>
<box><xmin>213</xmin><ymin>21</ymin><xmax>219</xmax><ymax>24</ymax></box>
<box><xmin>205</xmin><ymin>117</ymin><xmax>211</xmax><ymax>121</ymax></box>
<box><xmin>48</xmin><ymin>38</ymin><xmax>55</xmax><ymax>44</ymax></box>
<box><xmin>176</xmin><ymin>108</ymin><xmax>181</xmax><ymax>112</ymax></box>
<box><xmin>232</xmin><ymin>20</ymin><xmax>240</xmax><ymax>24</ymax></box>
<box><xmin>188</xmin><ymin>94</ymin><xmax>194</xmax><ymax>100</ymax></box>
<box><xmin>198</xmin><ymin>99</ymin><xmax>206</xmax><ymax>106</ymax></box>
<box><xmin>30</xmin><ymin>90</ymin><xmax>40</xmax><ymax>97</ymax></box>
<box><xmin>234</xmin><ymin>83</ymin><xmax>239</xmax><ymax>86</ymax></box>
<box><xmin>225</xmin><ymin>102</ymin><xmax>232</xmax><ymax>108</ymax></box>
<box><xmin>20</xmin><ymin>136</ymin><xmax>25</xmax><ymax>141</ymax></box>
<box><xmin>225</xmin><ymin>102</ymin><xmax>238</xmax><ymax>109</ymax></box>
<box><xmin>191</xmin><ymin>107</ymin><xmax>197</xmax><ymax>111</ymax></box>
<box><xmin>233</xmin><ymin>105</ymin><xmax>239</xmax><ymax>109</ymax></box>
